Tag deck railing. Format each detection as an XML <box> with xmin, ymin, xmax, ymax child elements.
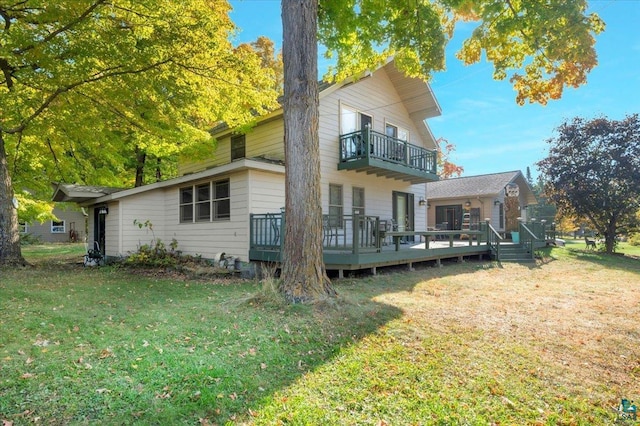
<box><xmin>483</xmin><ymin>221</ymin><xmax>503</xmax><ymax>259</ymax></box>
<box><xmin>518</xmin><ymin>223</ymin><xmax>538</xmax><ymax>259</ymax></box>
<box><xmin>339</xmin><ymin>129</ymin><xmax>437</xmax><ymax>174</ymax></box>
<box><xmin>250</xmin><ymin>212</ymin><xmax>383</xmax><ymax>253</ymax></box>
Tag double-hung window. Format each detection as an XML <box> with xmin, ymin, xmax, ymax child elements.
<box><xmin>231</xmin><ymin>135</ymin><xmax>246</xmax><ymax>161</ymax></box>
<box><xmin>180</xmin><ymin>179</ymin><xmax>230</xmax><ymax>223</ymax></box>
<box><xmin>196</xmin><ymin>184</ymin><xmax>211</xmax><ymax>221</ymax></box>
<box><xmin>328</xmin><ymin>184</ymin><xmax>343</xmax><ymax>227</ymax></box>
<box><xmin>212</xmin><ymin>180</ymin><xmax>230</xmax><ymax>220</ymax></box>
<box><xmin>180</xmin><ymin>186</ymin><xmax>194</xmax><ymax>222</ymax></box>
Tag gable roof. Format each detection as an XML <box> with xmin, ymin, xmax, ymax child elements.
<box><xmin>426</xmin><ymin>171</ymin><xmax>538</xmax><ymax>205</ymax></box>
<box><xmin>211</xmin><ymin>59</ymin><xmax>441</xmax><ymax>143</ymax></box>
<box><xmin>51</xmin><ymin>183</ymin><xmax>124</xmax><ymax>203</ymax></box>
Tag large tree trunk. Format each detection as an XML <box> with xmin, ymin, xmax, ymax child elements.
<box><xmin>280</xmin><ymin>0</ymin><xmax>334</xmax><ymax>302</ymax></box>
<box><xmin>0</xmin><ymin>132</ymin><xmax>27</xmax><ymax>266</ymax></box>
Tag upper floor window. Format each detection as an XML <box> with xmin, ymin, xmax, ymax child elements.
<box><xmin>385</xmin><ymin>123</ymin><xmax>408</xmax><ymax>141</ymax></box>
<box><xmin>51</xmin><ymin>220</ymin><xmax>65</xmax><ymax>233</ymax></box>
<box><xmin>19</xmin><ymin>221</ymin><xmax>28</xmax><ymax>234</ymax></box>
<box><xmin>180</xmin><ymin>179</ymin><xmax>230</xmax><ymax>223</ymax></box>
<box><xmin>340</xmin><ymin>105</ymin><xmax>372</xmax><ymax>134</ymax></box>
<box><xmin>231</xmin><ymin>134</ymin><xmax>246</xmax><ymax>161</ymax></box>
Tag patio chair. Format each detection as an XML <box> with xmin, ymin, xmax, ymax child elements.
<box><xmin>83</xmin><ymin>241</ymin><xmax>104</xmax><ymax>267</ymax></box>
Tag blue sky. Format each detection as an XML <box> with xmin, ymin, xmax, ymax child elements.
<box><xmin>229</xmin><ymin>0</ymin><xmax>640</xmax><ymax>179</ymax></box>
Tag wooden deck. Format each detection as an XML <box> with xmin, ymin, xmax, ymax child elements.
<box><xmin>249</xmin><ymin>213</ymin><xmax>555</xmax><ymax>277</ymax></box>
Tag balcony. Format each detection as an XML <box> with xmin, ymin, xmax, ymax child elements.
<box><xmin>337</xmin><ymin>129</ymin><xmax>438</xmax><ymax>184</ymax></box>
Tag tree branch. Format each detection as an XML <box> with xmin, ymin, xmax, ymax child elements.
<box><xmin>4</xmin><ymin>58</ymin><xmax>172</xmax><ymax>135</ymax></box>
<box><xmin>15</xmin><ymin>0</ymin><xmax>108</xmax><ymax>55</ymax></box>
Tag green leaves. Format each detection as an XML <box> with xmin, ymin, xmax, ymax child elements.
<box><xmin>538</xmin><ymin>114</ymin><xmax>640</xmax><ymax>252</ymax></box>
<box><xmin>320</xmin><ymin>0</ymin><xmax>603</xmax><ymax>103</ymax></box>
<box><xmin>1</xmin><ymin>0</ymin><xmax>279</xmax><ymax>196</ymax></box>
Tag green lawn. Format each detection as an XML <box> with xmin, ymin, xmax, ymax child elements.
<box><xmin>1</xmin><ymin>244</ymin><xmax>639</xmax><ymax>424</ymax></box>
<box><xmin>560</xmin><ymin>236</ymin><xmax>640</xmax><ymax>256</ymax></box>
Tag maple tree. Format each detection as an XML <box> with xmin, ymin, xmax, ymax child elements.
<box><xmin>0</xmin><ymin>0</ymin><xmax>278</xmax><ymax>265</ymax></box>
<box><xmin>279</xmin><ymin>0</ymin><xmax>604</xmax><ymax>301</ymax></box>
<box><xmin>436</xmin><ymin>138</ymin><xmax>464</xmax><ymax>179</ymax></box>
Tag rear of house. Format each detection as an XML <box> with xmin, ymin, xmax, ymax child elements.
<box><xmin>54</xmin><ymin>60</ymin><xmax>442</xmax><ymax>265</ymax></box>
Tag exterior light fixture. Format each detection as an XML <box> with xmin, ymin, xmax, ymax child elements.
<box><xmin>418</xmin><ymin>197</ymin><xmax>426</xmax><ymax>206</ymax></box>
<box><xmin>98</xmin><ymin>206</ymin><xmax>109</xmax><ymax>215</ymax></box>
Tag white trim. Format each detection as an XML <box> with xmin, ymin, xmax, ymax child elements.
<box><xmin>51</xmin><ymin>220</ymin><xmax>66</xmax><ymax>234</ymax></box>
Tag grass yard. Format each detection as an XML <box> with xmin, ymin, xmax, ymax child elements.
<box><xmin>1</xmin><ymin>244</ymin><xmax>639</xmax><ymax>425</ymax></box>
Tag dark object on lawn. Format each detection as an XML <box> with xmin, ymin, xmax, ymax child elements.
<box><xmin>585</xmin><ymin>236</ymin><xmax>596</xmax><ymax>250</ymax></box>
<box><xmin>84</xmin><ymin>242</ymin><xmax>104</xmax><ymax>267</ymax></box>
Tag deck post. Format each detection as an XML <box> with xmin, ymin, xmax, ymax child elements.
<box><xmin>338</xmin><ymin>269</ymin><xmax>344</xmax><ymax>279</ymax></box>
<box><xmin>353</xmin><ymin>210</ymin><xmax>360</xmax><ymax>255</ymax></box>
<box><xmin>371</xmin><ymin>266</ymin><xmax>377</xmax><ymax>275</ymax></box>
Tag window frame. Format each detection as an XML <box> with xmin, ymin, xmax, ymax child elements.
<box><xmin>179</xmin><ymin>179</ymin><xmax>231</xmax><ymax>223</ymax></box>
<box><xmin>19</xmin><ymin>221</ymin><xmax>28</xmax><ymax>234</ymax></box>
<box><xmin>328</xmin><ymin>183</ymin><xmax>344</xmax><ymax>227</ymax></box>
<box><xmin>195</xmin><ymin>183</ymin><xmax>211</xmax><ymax>222</ymax></box>
<box><xmin>230</xmin><ymin>134</ymin><xmax>246</xmax><ymax>161</ymax></box>
<box><xmin>352</xmin><ymin>186</ymin><xmax>365</xmax><ymax>217</ymax></box>
<box><xmin>51</xmin><ymin>220</ymin><xmax>66</xmax><ymax>234</ymax></box>
<box><xmin>340</xmin><ymin>103</ymin><xmax>373</xmax><ymax>134</ymax></box>
<box><xmin>385</xmin><ymin>122</ymin><xmax>409</xmax><ymax>141</ymax></box>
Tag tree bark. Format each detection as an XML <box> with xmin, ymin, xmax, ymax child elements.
<box><xmin>134</xmin><ymin>146</ymin><xmax>146</xmax><ymax>187</ymax></box>
<box><xmin>0</xmin><ymin>132</ymin><xmax>27</xmax><ymax>266</ymax></box>
<box><xmin>281</xmin><ymin>0</ymin><xmax>334</xmax><ymax>302</ymax></box>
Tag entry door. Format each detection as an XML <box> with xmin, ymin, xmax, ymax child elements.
<box><xmin>93</xmin><ymin>208</ymin><xmax>106</xmax><ymax>254</ymax></box>
<box><xmin>393</xmin><ymin>191</ymin><xmax>415</xmax><ymax>239</ymax></box>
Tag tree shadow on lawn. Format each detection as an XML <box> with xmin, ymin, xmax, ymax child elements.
<box><xmin>0</xmin><ymin>257</ymin><xmax>411</xmax><ymax>424</ymax></box>
<box><xmin>3</xmin><ymin>253</ymin><xmax>511</xmax><ymax>424</ymax></box>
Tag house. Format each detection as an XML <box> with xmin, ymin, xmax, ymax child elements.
<box><xmin>19</xmin><ymin>205</ymin><xmax>87</xmax><ymax>244</ymax></box>
<box><xmin>425</xmin><ymin>171</ymin><xmax>538</xmax><ymax>237</ymax></box>
<box><xmin>52</xmin><ymin>60</ymin><xmax>443</xmax><ymax>265</ymax></box>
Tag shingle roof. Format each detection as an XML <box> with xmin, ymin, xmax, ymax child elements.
<box><xmin>51</xmin><ymin>183</ymin><xmax>124</xmax><ymax>203</ymax></box>
<box><xmin>426</xmin><ymin>171</ymin><xmax>530</xmax><ymax>200</ymax></box>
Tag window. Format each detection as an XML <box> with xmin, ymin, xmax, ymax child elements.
<box><xmin>180</xmin><ymin>179</ymin><xmax>230</xmax><ymax>223</ymax></box>
<box><xmin>352</xmin><ymin>187</ymin><xmax>365</xmax><ymax>216</ymax></box>
<box><xmin>231</xmin><ymin>134</ymin><xmax>246</xmax><ymax>161</ymax></box>
<box><xmin>340</xmin><ymin>105</ymin><xmax>372</xmax><ymax>134</ymax></box>
<box><xmin>213</xmin><ymin>180</ymin><xmax>230</xmax><ymax>220</ymax></box>
<box><xmin>51</xmin><ymin>220</ymin><xmax>65</xmax><ymax>233</ymax></box>
<box><xmin>328</xmin><ymin>184</ymin><xmax>343</xmax><ymax>226</ymax></box>
<box><xmin>196</xmin><ymin>183</ymin><xmax>210</xmax><ymax>221</ymax></box>
<box><xmin>385</xmin><ymin>123</ymin><xmax>408</xmax><ymax>141</ymax></box>
<box><xmin>19</xmin><ymin>221</ymin><xmax>28</xmax><ymax>234</ymax></box>
<box><xmin>180</xmin><ymin>186</ymin><xmax>194</xmax><ymax>222</ymax></box>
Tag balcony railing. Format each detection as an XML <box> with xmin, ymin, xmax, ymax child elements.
<box><xmin>339</xmin><ymin>129</ymin><xmax>437</xmax><ymax>175</ymax></box>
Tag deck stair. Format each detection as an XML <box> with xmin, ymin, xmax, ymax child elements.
<box><xmin>496</xmin><ymin>244</ymin><xmax>534</xmax><ymax>262</ymax></box>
